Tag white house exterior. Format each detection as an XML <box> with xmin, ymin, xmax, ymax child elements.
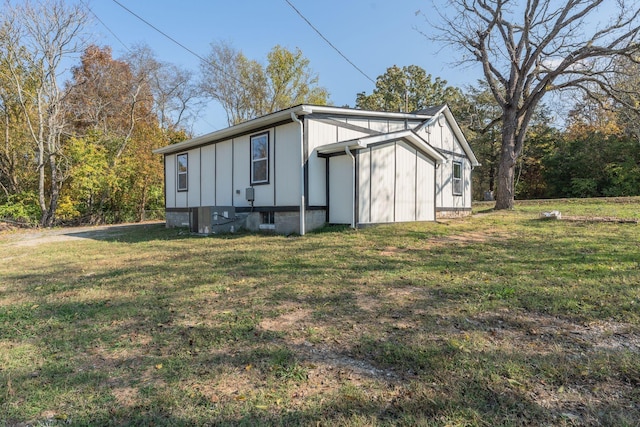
<box><xmin>153</xmin><ymin>104</ymin><xmax>479</xmax><ymax>235</ymax></box>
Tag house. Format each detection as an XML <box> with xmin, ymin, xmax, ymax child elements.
<box><xmin>152</xmin><ymin>104</ymin><xmax>479</xmax><ymax>235</ymax></box>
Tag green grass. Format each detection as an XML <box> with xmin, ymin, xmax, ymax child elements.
<box><xmin>1</xmin><ymin>197</ymin><xmax>639</xmax><ymax>426</ymax></box>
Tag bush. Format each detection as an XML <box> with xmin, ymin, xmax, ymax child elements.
<box><xmin>0</xmin><ymin>192</ymin><xmax>40</xmax><ymax>224</ymax></box>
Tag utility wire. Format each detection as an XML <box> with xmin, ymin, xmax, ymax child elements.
<box><xmin>82</xmin><ymin>0</ymin><xmax>130</xmax><ymax>52</ymax></box>
<box><xmin>110</xmin><ymin>0</ymin><xmax>208</xmax><ymax>64</ymax></box>
<box><xmin>284</xmin><ymin>0</ymin><xmax>375</xmax><ymax>84</ymax></box>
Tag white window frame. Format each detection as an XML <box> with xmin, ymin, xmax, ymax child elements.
<box><xmin>452</xmin><ymin>161</ymin><xmax>463</xmax><ymax>196</ymax></box>
<box><xmin>251</xmin><ymin>132</ymin><xmax>269</xmax><ymax>185</ymax></box>
<box><xmin>177</xmin><ymin>153</ymin><xmax>188</xmax><ymax>192</ymax></box>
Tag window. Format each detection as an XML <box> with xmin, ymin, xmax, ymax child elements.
<box><xmin>452</xmin><ymin>161</ymin><xmax>462</xmax><ymax>196</ymax></box>
<box><xmin>251</xmin><ymin>132</ymin><xmax>269</xmax><ymax>184</ymax></box>
<box><xmin>177</xmin><ymin>153</ymin><xmax>188</xmax><ymax>191</ymax></box>
<box><xmin>261</xmin><ymin>211</ymin><xmax>275</xmax><ymax>225</ymax></box>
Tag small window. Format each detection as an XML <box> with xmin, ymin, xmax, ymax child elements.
<box><xmin>261</xmin><ymin>211</ymin><xmax>275</xmax><ymax>225</ymax></box>
<box><xmin>251</xmin><ymin>132</ymin><xmax>269</xmax><ymax>184</ymax></box>
<box><xmin>452</xmin><ymin>161</ymin><xmax>462</xmax><ymax>196</ymax></box>
<box><xmin>177</xmin><ymin>153</ymin><xmax>188</xmax><ymax>191</ymax></box>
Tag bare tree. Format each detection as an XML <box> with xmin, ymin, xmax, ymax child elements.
<box><xmin>427</xmin><ymin>0</ymin><xmax>640</xmax><ymax>209</ymax></box>
<box><xmin>2</xmin><ymin>0</ymin><xmax>89</xmax><ymax>226</ymax></box>
<box><xmin>125</xmin><ymin>44</ymin><xmax>202</xmax><ymax>133</ymax></box>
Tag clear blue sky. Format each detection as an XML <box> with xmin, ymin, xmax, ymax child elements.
<box><xmin>85</xmin><ymin>0</ymin><xmax>482</xmax><ymax>135</ymax></box>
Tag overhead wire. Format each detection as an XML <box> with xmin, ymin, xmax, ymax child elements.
<box><xmin>283</xmin><ymin>0</ymin><xmax>375</xmax><ymax>84</ymax></box>
<box><xmin>82</xmin><ymin>0</ymin><xmax>130</xmax><ymax>52</ymax></box>
<box><xmin>110</xmin><ymin>0</ymin><xmax>209</xmax><ymax>64</ymax></box>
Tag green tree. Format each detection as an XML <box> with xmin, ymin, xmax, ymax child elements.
<box><xmin>355</xmin><ymin>65</ymin><xmax>463</xmax><ymax>113</ymax></box>
<box><xmin>266</xmin><ymin>45</ymin><xmax>329</xmax><ymax>113</ymax></box>
<box><xmin>200</xmin><ymin>42</ymin><xmax>329</xmax><ymax>125</ymax></box>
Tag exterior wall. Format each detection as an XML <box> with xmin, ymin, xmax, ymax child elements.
<box><xmin>163</xmin><ymin>122</ymin><xmax>304</xmax><ymax>233</ymax></box>
<box><xmin>395</xmin><ymin>141</ymin><xmax>417</xmax><ymax>222</ymax></box>
<box><xmin>165</xmin><ymin>155</ymin><xmax>176</xmax><ymax>208</ymax></box>
<box><xmin>416</xmin><ymin>152</ymin><xmax>436</xmax><ymax>221</ymax></box>
<box><xmin>356</xmin><ymin>141</ymin><xmax>436</xmax><ymax>226</ymax></box>
<box><xmin>370</xmin><ymin>144</ymin><xmax>395</xmax><ymax>223</ymax></box>
<box><xmin>328</xmin><ymin>155</ymin><xmax>353</xmax><ymax>224</ymax></box>
<box><xmin>275</xmin><ymin>124</ymin><xmax>302</xmax><ymax>206</ymax></box>
<box><xmin>418</xmin><ymin>114</ymin><xmax>472</xmax><ymax>214</ymax></box>
<box><xmin>201</xmin><ymin>145</ymin><xmax>216</xmax><ymax>206</ymax></box>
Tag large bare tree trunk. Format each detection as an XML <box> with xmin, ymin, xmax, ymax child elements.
<box><xmin>495</xmin><ymin>109</ymin><xmax>518</xmax><ymax>210</ymax></box>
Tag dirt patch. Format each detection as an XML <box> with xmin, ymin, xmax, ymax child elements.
<box><xmin>259</xmin><ymin>308</ymin><xmax>312</xmax><ymax>333</ymax></box>
<box><xmin>476</xmin><ymin>309</ymin><xmax>640</xmax><ymax>354</ymax></box>
<box><xmin>0</xmin><ymin>221</ymin><xmax>164</xmax><ymax>248</ymax></box>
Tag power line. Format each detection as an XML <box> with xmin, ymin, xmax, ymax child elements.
<box><xmin>110</xmin><ymin>0</ymin><xmax>208</xmax><ymax>64</ymax></box>
<box><xmin>82</xmin><ymin>0</ymin><xmax>130</xmax><ymax>52</ymax></box>
<box><xmin>284</xmin><ymin>0</ymin><xmax>375</xmax><ymax>84</ymax></box>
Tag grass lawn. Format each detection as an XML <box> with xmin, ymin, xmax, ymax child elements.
<box><xmin>1</xmin><ymin>197</ymin><xmax>639</xmax><ymax>426</ymax></box>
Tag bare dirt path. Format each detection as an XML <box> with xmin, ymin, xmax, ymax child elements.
<box><xmin>0</xmin><ymin>221</ymin><xmax>165</xmax><ymax>247</ymax></box>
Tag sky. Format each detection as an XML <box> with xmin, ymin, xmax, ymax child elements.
<box><xmin>83</xmin><ymin>0</ymin><xmax>482</xmax><ymax>136</ymax></box>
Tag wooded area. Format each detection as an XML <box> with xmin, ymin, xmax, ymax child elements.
<box><xmin>1</xmin><ymin>0</ymin><xmax>639</xmax><ymax>227</ymax></box>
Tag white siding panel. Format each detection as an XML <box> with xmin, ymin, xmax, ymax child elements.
<box><xmin>368</xmin><ymin>119</ymin><xmax>389</xmax><ymax>133</ymax></box>
<box><xmin>233</xmin><ymin>136</ymin><xmax>251</xmax><ymax>207</ymax></box>
<box><xmin>337</xmin><ymin>126</ymin><xmax>369</xmax><ymax>141</ymax></box>
<box><xmin>187</xmin><ymin>148</ymin><xmax>201</xmax><ymax>207</ymax></box>
<box><xmin>358</xmin><ymin>149</ymin><xmax>371</xmax><ymax>224</ymax></box>
<box><xmin>308</xmin><ymin>151</ymin><xmax>326</xmax><ymax>206</ymax></box>
<box><xmin>370</xmin><ymin>144</ymin><xmax>395</xmax><ymax>223</ymax></box>
<box><xmin>275</xmin><ymin>123</ymin><xmax>301</xmax><ymax>206</ymax></box>
<box><xmin>388</xmin><ymin>120</ymin><xmax>406</xmax><ymax>132</ymax></box>
<box><xmin>165</xmin><ymin>155</ymin><xmax>176</xmax><ymax>208</ymax></box>
<box><xmin>346</xmin><ymin>118</ymin><xmax>370</xmax><ymax>130</ymax></box>
<box><xmin>201</xmin><ymin>145</ymin><xmax>216</xmax><ymax>206</ymax></box>
<box><xmin>464</xmin><ymin>160</ymin><xmax>472</xmax><ymax>208</ymax></box>
<box><xmin>395</xmin><ymin>142</ymin><xmax>416</xmax><ymax>222</ymax></box>
<box><xmin>307</xmin><ymin>119</ymin><xmax>338</xmax><ymax>152</ymax></box>
<box><xmin>329</xmin><ymin>155</ymin><xmax>353</xmax><ymax>224</ymax></box>
<box><xmin>416</xmin><ymin>152</ymin><xmax>435</xmax><ymax>221</ymax></box>
<box><xmin>215</xmin><ymin>141</ymin><xmax>233</xmax><ymax>206</ymax></box>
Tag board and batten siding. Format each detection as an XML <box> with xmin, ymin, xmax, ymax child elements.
<box><xmin>419</xmin><ymin>116</ymin><xmax>470</xmax><ymax>210</ymax></box>
<box><xmin>353</xmin><ymin>141</ymin><xmax>436</xmax><ymax>225</ymax></box>
<box><xmin>163</xmin><ymin>122</ymin><xmax>301</xmax><ymax>210</ymax></box>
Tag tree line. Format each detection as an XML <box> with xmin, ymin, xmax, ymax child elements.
<box><xmin>0</xmin><ymin>0</ymin><xmax>328</xmax><ymax>226</ymax></box>
<box><xmin>2</xmin><ymin>0</ymin><xmax>639</xmax><ymax>227</ymax></box>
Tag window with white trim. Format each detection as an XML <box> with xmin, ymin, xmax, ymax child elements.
<box><xmin>177</xmin><ymin>153</ymin><xmax>188</xmax><ymax>191</ymax></box>
<box><xmin>251</xmin><ymin>132</ymin><xmax>269</xmax><ymax>184</ymax></box>
<box><xmin>452</xmin><ymin>161</ymin><xmax>463</xmax><ymax>196</ymax></box>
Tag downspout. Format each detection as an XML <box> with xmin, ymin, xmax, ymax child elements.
<box><xmin>345</xmin><ymin>146</ymin><xmax>355</xmax><ymax>229</ymax></box>
<box><xmin>291</xmin><ymin>112</ymin><xmax>305</xmax><ymax>235</ymax></box>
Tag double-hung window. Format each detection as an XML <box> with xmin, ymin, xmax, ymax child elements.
<box><xmin>251</xmin><ymin>132</ymin><xmax>269</xmax><ymax>184</ymax></box>
<box><xmin>452</xmin><ymin>161</ymin><xmax>463</xmax><ymax>196</ymax></box>
<box><xmin>177</xmin><ymin>153</ymin><xmax>188</xmax><ymax>191</ymax></box>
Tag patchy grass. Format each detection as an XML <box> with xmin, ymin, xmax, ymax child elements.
<box><xmin>1</xmin><ymin>198</ymin><xmax>639</xmax><ymax>426</ymax></box>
